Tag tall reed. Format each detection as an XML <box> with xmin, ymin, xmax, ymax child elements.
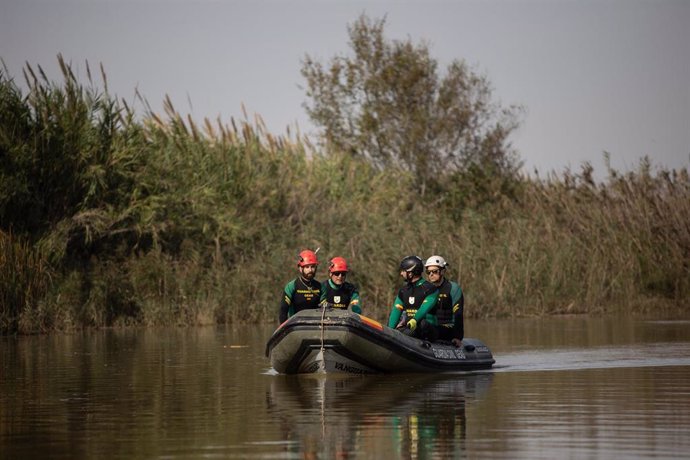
<box><xmin>1</xmin><ymin>58</ymin><xmax>688</xmax><ymax>333</ymax></box>
<box><xmin>0</xmin><ymin>231</ymin><xmax>52</xmax><ymax>332</ymax></box>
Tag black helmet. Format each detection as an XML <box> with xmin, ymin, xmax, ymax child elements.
<box><xmin>399</xmin><ymin>255</ymin><xmax>424</xmax><ymax>276</ymax></box>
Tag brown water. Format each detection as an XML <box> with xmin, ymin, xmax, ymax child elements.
<box><xmin>2</xmin><ymin>315</ymin><xmax>690</xmax><ymax>459</ymax></box>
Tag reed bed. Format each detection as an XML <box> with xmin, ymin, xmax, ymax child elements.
<box><xmin>0</xmin><ymin>231</ymin><xmax>53</xmax><ymax>332</ymax></box>
<box><xmin>1</xmin><ymin>59</ymin><xmax>688</xmax><ymax>333</ymax></box>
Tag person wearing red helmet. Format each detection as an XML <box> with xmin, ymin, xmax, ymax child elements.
<box><xmin>320</xmin><ymin>257</ymin><xmax>362</xmax><ymax>314</ymax></box>
<box><xmin>387</xmin><ymin>255</ymin><xmax>439</xmax><ymax>341</ymax></box>
<box><xmin>279</xmin><ymin>249</ymin><xmax>325</xmax><ymax>323</ymax></box>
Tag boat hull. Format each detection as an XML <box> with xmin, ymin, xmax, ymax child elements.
<box><xmin>265</xmin><ymin>309</ymin><xmax>495</xmax><ymax>374</ymax></box>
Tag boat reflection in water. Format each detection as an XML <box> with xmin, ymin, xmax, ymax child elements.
<box><xmin>266</xmin><ymin>372</ymin><xmax>494</xmax><ymax>458</ymax></box>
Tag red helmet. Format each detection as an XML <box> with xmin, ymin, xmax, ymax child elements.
<box><xmin>297</xmin><ymin>249</ymin><xmax>319</xmax><ymax>267</ymax></box>
<box><xmin>329</xmin><ymin>256</ymin><xmax>349</xmax><ymax>273</ymax></box>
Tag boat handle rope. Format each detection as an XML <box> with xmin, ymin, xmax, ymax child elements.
<box><xmin>319</xmin><ymin>303</ymin><xmax>327</xmax><ymax>353</ymax></box>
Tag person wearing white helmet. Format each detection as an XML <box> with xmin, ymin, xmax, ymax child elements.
<box><xmin>424</xmin><ymin>255</ymin><xmax>465</xmax><ymax>347</ymax></box>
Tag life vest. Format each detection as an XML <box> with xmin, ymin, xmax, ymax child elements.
<box><xmin>397</xmin><ymin>280</ymin><xmax>437</xmax><ymax>319</ymax></box>
<box><xmin>289</xmin><ymin>278</ymin><xmax>322</xmax><ymax>313</ymax></box>
<box><xmin>436</xmin><ymin>279</ymin><xmax>454</xmax><ymax>323</ymax></box>
<box><xmin>324</xmin><ymin>281</ymin><xmax>355</xmax><ymax>309</ymax></box>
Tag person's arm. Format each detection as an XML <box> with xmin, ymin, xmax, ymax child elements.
<box><xmin>450</xmin><ymin>282</ymin><xmax>463</xmax><ymax>308</ymax></box>
<box><xmin>452</xmin><ymin>286</ymin><xmax>464</xmax><ymax>343</ymax></box>
<box><xmin>279</xmin><ymin>280</ymin><xmax>296</xmax><ymax>323</ymax></box>
<box><xmin>319</xmin><ymin>281</ymin><xmax>328</xmax><ymax>304</ymax></box>
<box><xmin>414</xmin><ymin>289</ymin><xmax>439</xmax><ymax>321</ymax></box>
<box><xmin>388</xmin><ymin>296</ymin><xmax>404</xmax><ymax>328</ymax></box>
<box><xmin>349</xmin><ymin>288</ymin><xmax>362</xmax><ymax>314</ymax></box>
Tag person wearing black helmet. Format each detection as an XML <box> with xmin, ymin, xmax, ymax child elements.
<box><xmin>387</xmin><ymin>255</ymin><xmax>439</xmax><ymax>341</ymax></box>
<box><xmin>424</xmin><ymin>255</ymin><xmax>465</xmax><ymax>347</ymax></box>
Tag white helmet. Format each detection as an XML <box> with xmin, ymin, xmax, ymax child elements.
<box><xmin>424</xmin><ymin>255</ymin><xmax>448</xmax><ymax>268</ymax></box>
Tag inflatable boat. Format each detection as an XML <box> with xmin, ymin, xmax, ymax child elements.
<box><xmin>265</xmin><ymin>309</ymin><xmax>495</xmax><ymax>374</ymax></box>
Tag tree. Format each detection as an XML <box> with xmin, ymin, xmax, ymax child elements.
<box><xmin>301</xmin><ymin>14</ymin><xmax>523</xmax><ymax>193</ymax></box>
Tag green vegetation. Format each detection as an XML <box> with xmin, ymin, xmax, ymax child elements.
<box><xmin>1</xmin><ymin>53</ymin><xmax>688</xmax><ymax>334</ymax></box>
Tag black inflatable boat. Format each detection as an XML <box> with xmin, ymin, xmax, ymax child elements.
<box><xmin>265</xmin><ymin>309</ymin><xmax>495</xmax><ymax>374</ymax></box>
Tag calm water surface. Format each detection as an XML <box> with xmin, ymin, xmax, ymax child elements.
<box><xmin>2</xmin><ymin>315</ymin><xmax>690</xmax><ymax>459</ymax></box>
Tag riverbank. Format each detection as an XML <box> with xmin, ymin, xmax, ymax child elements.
<box><xmin>1</xmin><ymin>62</ymin><xmax>688</xmax><ymax>334</ymax></box>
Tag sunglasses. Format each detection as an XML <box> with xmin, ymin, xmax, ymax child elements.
<box><xmin>331</xmin><ymin>272</ymin><xmax>347</xmax><ymax>277</ymax></box>
<box><xmin>426</xmin><ymin>269</ymin><xmax>441</xmax><ymax>275</ymax></box>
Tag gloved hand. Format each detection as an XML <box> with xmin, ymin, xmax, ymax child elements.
<box><xmin>407</xmin><ymin>318</ymin><xmax>417</xmax><ymax>331</ymax></box>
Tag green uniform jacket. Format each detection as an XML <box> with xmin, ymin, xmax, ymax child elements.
<box><xmin>435</xmin><ymin>278</ymin><xmax>464</xmax><ymax>340</ymax></box>
<box><xmin>279</xmin><ymin>277</ymin><xmax>324</xmax><ymax>323</ymax></box>
<box><xmin>387</xmin><ymin>278</ymin><xmax>439</xmax><ymax>328</ymax></box>
<box><xmin>321</xmin><ymin>279</ymin><xmax>362</xmax><ymax>314</ymax></box>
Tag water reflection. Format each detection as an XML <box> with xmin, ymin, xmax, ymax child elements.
<box><xmin>1</xmin><ymin>327</ymin><xmax>272</xmax><ymax>460</ymax></box>
<box><xmin>4</xmin><ymin>317</ymin><xmax>690</xmax><ymax>458</ymax></box>
<box><xmin>266</xmin><ymin>372</ymin><xmax>494</xmax><ymax>459</ymax></box>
